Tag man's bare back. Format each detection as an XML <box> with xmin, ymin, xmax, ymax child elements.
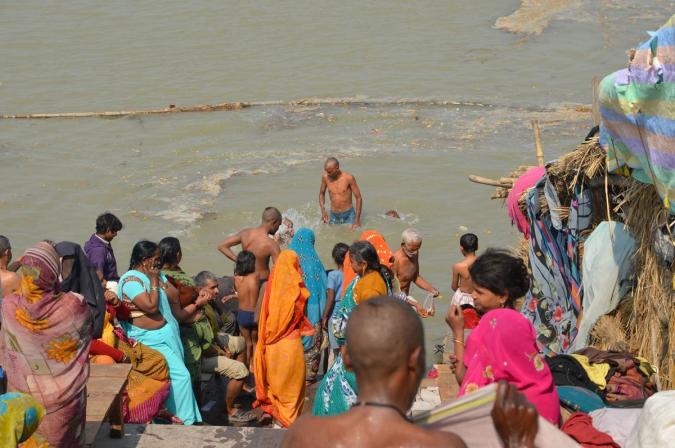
<box><xmin>284</xmin><ymin>409</ymin><xmax>466</xmax><ymax>448</ymax></box>
<box><xmin>452</xmin><ymin>255</ymin><xmax>476</xmax><ymax>294</ymax></box>
<box><xmin>218</xmin><ymin>207</ymin><xmax>282</xmax><ymax>281</ymax></box>
<box><xmin>0</xmin><ymin>270</ymin><xmax>19</xmax><ymax>298</ymax></box>
<box><xmin>230</xmin><ymin>228</ymin><xmax>278</xmax><ymax>280</ymax></box>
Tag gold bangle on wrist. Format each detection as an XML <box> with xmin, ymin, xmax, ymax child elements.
<box><xmin>453</xmin><ymin>338</ymin><xmax>464</xmax><ymax>346</ymax></box>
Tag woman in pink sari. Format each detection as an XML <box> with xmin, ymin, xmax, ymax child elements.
<box><xmin>1</xmin><ymin>242</ymin><xmax>93</xmax><ymax>447</ymax></box>
<box><xmin>458</xmin><ymin>308</ymin><xmax>560</xmax><ymax>425</ymax></box>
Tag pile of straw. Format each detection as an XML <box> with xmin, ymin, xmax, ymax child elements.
<box><xmin>505</xmin><ymin>136</ymin><xmax>674</xmax><ymax>388</ymax></box>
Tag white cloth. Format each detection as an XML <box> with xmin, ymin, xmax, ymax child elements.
<box><xmin>589</xmin><ymin>408</ymin><xmax>642</xmax><ymax>447</ymax></box>
<box><xmin>451</xmin><ymin>289</ymin><xmax>474</xmax><ymax>306</ymax></box>
<box><xmin>626</xmin><ymin>390</ymin><xmax>675</xmax><ymax>448</ymax></box>
<box><xmin>573</xmin><ymin>221</ymin><xmax>635</xmax><ymax>350</ymax></box>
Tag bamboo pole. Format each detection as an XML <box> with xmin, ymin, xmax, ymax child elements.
<box><xmin>592</xmin><ymin>76</ymin><xmax>601</xmax><ymax>126</ymax></box>
<box><xmin>0</xmin><ymin>97</ymin><xmax>496</xmax><ymax>120</ymax></box>
<box><xmin>531</xmin><ymin>119</ymin><xmax>544</xmax><ymax>166</ymax></box>
<box><xmin>468</xmin><ymin>175</ymin><xmax>512</xmax><ymax>187</ymax></box>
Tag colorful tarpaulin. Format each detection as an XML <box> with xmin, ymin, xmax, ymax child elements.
<box><xmin>599</xmin><ymin>14</ymin><xmax>675</xmax><ymax>212</ymax></box>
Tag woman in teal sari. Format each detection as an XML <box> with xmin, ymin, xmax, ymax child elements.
<box><xmin>118</xmin><ymin>241</ymin><xmax>202</xmax><ymax>425</ymax></box>
<box><xmin>313</xmin><ymin>239</ymin><xmax>392</xmax><ymax>416</ymax></box>
<box><xmin>288</xmin><ymin>228</ymin><xmax>327</xmax><ymax>383</ymax></box>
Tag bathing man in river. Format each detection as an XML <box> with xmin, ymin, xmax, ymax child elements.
<box><xmin>319</xmin><ymin>157</ymin><xmax>363</xmax><ymax>230</ymax></box>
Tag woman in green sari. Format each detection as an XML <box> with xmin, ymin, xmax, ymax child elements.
<box><xmin>312</xmin><ymin>239</ymin><xmax>392</xmax><ymax>416</ymax></box>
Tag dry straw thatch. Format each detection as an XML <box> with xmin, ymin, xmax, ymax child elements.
<box><xmin>506</xmin><ymin>136</ymin><xmax>674</xmax><ymax>389</ymax></box>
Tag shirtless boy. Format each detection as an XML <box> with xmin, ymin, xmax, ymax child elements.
<box><xmin>217</xmin><ymin>207</ymin><xmax>282</xmax><ymax>282</ymax></box>
<box><xmin>0</xmin><ymin>235</ymin><xmax>19</xmax><ymax>299</ymax></box>
<box><xmin>233</xmin><ymin>251</ymin><xmax>259</xmax><ymax>370</ymax></box>
<box><xmin>391</xmin><ymin>228</ymin><xmax>439</xmax><ymax>297</ymax></box>
<box><xmin>450</xmin><ymin>233</ymin><xmax>478</xmax><ymax>306</ymax></box>
<box><xmin>319</xmin><ymin>157</ymin><xmax>363</xmax><ymax>230</ymax></box>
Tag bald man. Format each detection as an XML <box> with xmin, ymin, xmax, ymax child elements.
<box><xmin>319</xmin><ymin>157</ymin><xmax>363</xmax><ymax>230</ymax></box>
<box><xmin>283</xmin><ymin>297</ymin><xmax>465</xmax><ymax>448</ymax></box>
<box><xmin>218</xmin><ymin>207</ymin><xmax>282</xmax><ymax>282</ymax></box>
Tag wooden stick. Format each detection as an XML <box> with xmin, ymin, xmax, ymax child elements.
<box><xmin>468</xmin><ymin>175</ymin><xmax>512</xmax><ymax>187</ymax></box>
<box><xmin>0</xmin><ymin>102</ymin><xmax>249</xmax><ymax>119</ymax></box>
<box><xmin>531</xmin><ymin>120</ymin><xmax>544</xmax><ymax>166</ymax></box>
<box><xmin>592</xmin><ymin>76</ymin><xmax>601</xmax><ymax>126</ymax></box>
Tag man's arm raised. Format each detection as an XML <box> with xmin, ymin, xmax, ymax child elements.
<box><xmin>319</xmin><ymin>175</ymin><xmax>329</xmax><ymax>223</ymax></box>
<box><xmin>217</xmin><ymin>232</ymin><xmax>242</xmax><ymax>262</ymax></box>
<box><xmin>350</xmin><ymin>175</ymin><xmax>363</xmax><ymax>230</ymax></box>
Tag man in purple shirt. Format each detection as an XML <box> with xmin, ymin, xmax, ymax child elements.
<box><xmin>84</xmin><ymin>212</ymin><xmax>123</xmax><ymax>283</ymax></box>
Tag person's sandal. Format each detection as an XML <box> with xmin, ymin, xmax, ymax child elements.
<box><xmin>228</xmin><ymin>409</ymin><xmax>257</xmax><ymax>424</ymax></box>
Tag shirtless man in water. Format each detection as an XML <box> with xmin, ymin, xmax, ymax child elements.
<box><xmin>391</xmin><ymin>228</ymin><xmax>439</xmax><ymax>297</ymax></box>
<box><xmin>0</xmin><ymin>236</ymin><xmax>19</xmax><ymax>299</ymax></box>
<box><xmin>450</xmin><ymin>233</ymin><xmax>478</xmax><ymax>306</ymax></box>
<box><xmin>283</xmin><ymin>297</ymin><xmax>538</xmax><ymax>448</ymax></box>
<box><xmin>319</xmin><ymin>157</ymin><xmax>363</xmax><ymax>230</ymax></box>
<box><xmin>217</xmin><ymin>207</ymin><xmax>282</xmax><ymax>282</ymax></box>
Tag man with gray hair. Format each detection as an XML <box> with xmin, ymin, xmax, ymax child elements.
<box><xmin>0</xmin><ymin>235</ymin><xmax>19</xmax><ymax>300</ymax></box>
<box><xmin>193</xmin><ymin>270</ymin><xmax>256</xmax><ymax>423</ymax></box>
<box><xmin>391</xmin><ymin>228</ymin><xmax>439</xmax><ymax>298</ymax></box>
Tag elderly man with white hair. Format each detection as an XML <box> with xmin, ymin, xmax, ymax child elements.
<box><xmin>391</xmin><ymin>228</ymin><xmax>440</xmax><ymax>298</ymax></box>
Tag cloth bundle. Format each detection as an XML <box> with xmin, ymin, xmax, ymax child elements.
<box><xmin>547</xmin><ymin>348</ymin><xmax>655</xmax><ymax>412</ymax></box>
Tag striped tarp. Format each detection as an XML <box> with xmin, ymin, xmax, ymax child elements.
<box><xmin>599</xmin><ymin>15</ymin><xmax>675</xmax><ymax>212</ymax></box>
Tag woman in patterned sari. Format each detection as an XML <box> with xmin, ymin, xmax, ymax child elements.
<box><xmin>288</xmin><ymin>228</ymin><xmax>327</xmax><ymax>383</ymax></box>
<box><xmin>312</xmin><ymin>238</ymin><xmax>392</xmax><ymax>416</ymax></box>
<box><xmin>1</xmin><ymin>241</ymin><xmax>93</xmax><ymax>447</ymax></box>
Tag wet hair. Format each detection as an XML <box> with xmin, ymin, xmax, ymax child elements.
<box><xmin>0</xmin><ymin>235</ymin><xmax>10</xmax><ymax>255</ymax></box>
<box><xmin>460</xmin><ymin>233</ymin><xmax>478</xmax><ymax>253</ymax></box>
<box><xmin>332</xmin><ymin>242</ymin><xmax>349</xmax><ymax>266</ymax></box>
<box><xmin>96</xmin><ymin>212</ymin><xmax>123</xmax><ymax>234</ymax></box>
<box><xmin>129</xmin><ymin>240</ymin><xmax>158</xmax><ymax>270</ymax></box>
<box><xmin>194</xmin><ymin>270</ymin><xmax>217</xmax><ymax>288</ymax></box>
<box><xmin>346</xmin><ymin>296</ymin><xmax>424</xmax><ymax>381</ymax></box>
<box><xmin>325</xmin><ymin>157</ymin><xmax>339</xmax><ymax>168</ymax></box>
<box><xmin>349</xmin><ymin>241</ymin><xmax>392</xmax><ymax>289</ymax></box>
<box><xmin>469</xmin><ymin>248</ymin><xmax>529</xmax><ymax>307</ymax></box>
<box><xmin>262</xmin><ymin>207</ymin><xmax>282</xmax><ymax>224</ymax></box>
<box><xmin>158</xmin><ymin>237</ymin><xmax>181</xmax><ymax>267</ymax></box>
<box><xmin>235</xmin><ymin>250</ymin><xmax>256</xmax><ymax>276</ymax></box>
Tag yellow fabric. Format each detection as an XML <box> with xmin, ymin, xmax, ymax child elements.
<box><xmin>100</xmin><ymin>310</ymin><xmax>116</xmax><ymax>347</ymax></box>
<box><xmin>353</xmin><ymin>270</ymin><xmax>388</xmax><ymax>305</ymax></box>
<box><xmin>570</xmin><ymin>354</ymin><xmax>610</xmax><ymax>390</ymax></box>
<box><xmin>254</xmin><ymin>250</ymin><xmax>313</xmax><ymax>427</ymax></box>
<box><xmin>635</xmin><ymin>356</ymin><xmax>657</xmax><ymax>378</ymax></box>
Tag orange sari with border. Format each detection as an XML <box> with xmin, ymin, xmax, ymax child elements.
<box><xmin>253</xmin><ymin>250</ymin><xmax>314</xmax><ymax>427</ymax></box>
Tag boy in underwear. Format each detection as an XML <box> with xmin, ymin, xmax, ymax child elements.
<box><xmin>233</xmin><ymin>251</ymin><xmax>259</xmax><ymax>370</ymax></box>
<box><xmin>450</xmin><ymin>233</ymin><xmax>478</xmax><ymax>306</ymax></box>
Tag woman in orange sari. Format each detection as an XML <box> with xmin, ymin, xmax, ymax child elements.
<box><xmin>253</xmin><ymin>250</ymin><xmax>314</xmax><ymax>428</ymax></box>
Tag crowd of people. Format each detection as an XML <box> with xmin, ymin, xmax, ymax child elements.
<box><xmin>0</xmin><ymin>156</ymin><xmax>634</xmax><ymax>447</ymax></box>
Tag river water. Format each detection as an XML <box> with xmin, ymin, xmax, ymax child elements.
<box><xmin>0</xmin><ymin>1</ymin><xmax>670</xmax><ymax>357</ymax></box>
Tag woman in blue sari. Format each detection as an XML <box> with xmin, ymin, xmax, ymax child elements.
<box><xmin>313</xmin><ymin>238</ymin><xmax>392</xmax><ymax>416</ymax></box>
<box><xmin>288</xmin><ymin>228</ymin><xmax>327</xmax><ymax>383</ymax></box>
<box><xmin>118</xmin><ymin>241</ymin><xmax>202</xmax><ymax>425</ymax></box>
